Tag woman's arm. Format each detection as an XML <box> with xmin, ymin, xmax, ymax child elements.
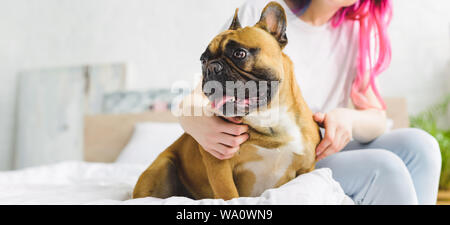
<box><xmin>351</xmin><ymin>77</ymin><xmax>387</xmax><ymax>142</ymax></box>
<box><xmin>314</xmin><ymin>77</ymin><xmax>387</xmax><ymax>161</ymax></box>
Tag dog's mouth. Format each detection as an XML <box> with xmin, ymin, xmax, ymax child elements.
<box><xmin>208</xmin><ymin>90</ymin><xmax>271</xmax><ymax>117</ymax></box>
<box><xmin>211</xmin><ymin>96</ymin><xmax>257</xmax><ymax>110</ymax></box>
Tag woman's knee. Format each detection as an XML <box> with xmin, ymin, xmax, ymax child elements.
<box><xmin>360</xmin><ymin>150</ymin><xmax>418</xmax><ymax>204</ymax></box>
<box><xmin>393</xmin><ymin>128</ymin><xmax>441</xmax><ymax>169</ymax></box>
<box><xmin>372</xmin><ymin>150</ymin><xmax>412</xmax><ymax>179</ymax></box>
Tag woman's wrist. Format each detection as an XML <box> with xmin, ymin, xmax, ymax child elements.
<box><xmin>351</xmin><ymin>108</ymin><xmax>387</xmax><ymax>143</ymax></box>
<box><xmin>325</xmin><ymin>107</ymin><xmax>386</xmax><ymax>143</ymax></box>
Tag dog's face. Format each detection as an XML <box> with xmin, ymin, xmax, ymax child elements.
<box><xmin>201</xmin><ymin>2</ymin><xmax>288</xmax><ymax>117</ymax></box>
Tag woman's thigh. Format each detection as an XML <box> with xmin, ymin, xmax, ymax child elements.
<box><xmin>342</xmin><ymin>128</ymin><xmax>441</xmax><ymax>204</ymax></box>
<box><xmin>316</xmin><ymin>149</ymin><xmax>418</xmax><ymax>204</ymax></box>
<box><xmin>343</xmin><ymin>128</ymin><xmax>440</xmax><ymax>165</ymax></box>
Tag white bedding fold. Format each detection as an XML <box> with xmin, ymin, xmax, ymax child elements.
<box><xmin>0</xmin><ymin>161</ymin><xmax>353</xmax><ymax>205</ymax></box>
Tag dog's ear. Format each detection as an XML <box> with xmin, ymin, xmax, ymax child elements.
<box><xmin>256</xmin><ymin>2</ymin><xmax>288</xmax><ymax>48</ymax></box>
<box><xmin>228</xmin><ymin>8</ymin><xmax>242</xmax><ymax>30</ymax></box>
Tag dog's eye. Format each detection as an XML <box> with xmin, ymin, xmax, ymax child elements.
<box><xmin>233</xmin><ymin>49</ymin><xmax>247</xmax><ymax>60</ymax></box>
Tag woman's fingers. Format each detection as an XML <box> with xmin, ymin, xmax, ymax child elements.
<box><xmin>336</xmin><ymin>130</ymin><xmax>350</xmax><ymax>151</ymax></box>
<box><xmin>316</xmin><ymin>147</ymin><xmax>335</xmax><ymax>161</ymax></box>
<box><xmin>315</xmin><ymin>139</ymin><xmax>331</xmax><ymax>156</ymax></box>
<box><xmin>316</xmin><ymin>127</ymin><xmax>351</xmax><ymax>161</ymax></box>
<box><xmin>220</xmin><ymin>121</ymin><xmax>249</xmax><ymax>136</ymax></box>
<box><xmin>180</xmin><ymin>114</ymin><xmax>250</xmax><ymax>161</ymax></box>
<box><xmin>313</xmin><ymin>112</ymin><xmax>326</xmax><ymax>126</ymax></box>
<box><xmin>212</xmin><ymin>132</ymin><xmax>248</xmax><ymax>158</ymax></box>
<box><xmin>199</xmin><ymin>116</ymin><xmax>249</xmax><ymax>160</ymax></box>
<box><xmin>316</xmin><ymin>124</ymin><xmax>336</xmax><ymax>156</ymax></box>
<box><xmin>219</xmin><ymin>132</ymin><xmax>249</xmax><ymax>147</ymax></box>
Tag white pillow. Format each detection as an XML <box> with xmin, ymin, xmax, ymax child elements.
<box><xmin>115</xmin><ymin>122</ymin><xmax>185</xmax><ymax>165</ymax></box>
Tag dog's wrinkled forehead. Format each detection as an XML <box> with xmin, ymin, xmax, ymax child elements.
<box><xmin>207</xmin><ymin>31</ymin><xmax>232</xmax><ymax>55</ymax></box>
<box><xmin>206</xmin><ymin>27</ymin><xmax>280</xmax><ymax>57</ymax></box>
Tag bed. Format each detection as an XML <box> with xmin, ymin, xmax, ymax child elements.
<box><xmin>0</xmin><ymin>98</ymin><xmax>408</xmax><ymax>205</ymax></box>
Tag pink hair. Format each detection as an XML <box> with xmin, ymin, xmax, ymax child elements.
<box><xmin>295</xmin><ymin>0</ymin><xmax>393</xmax><ymax>110</ymax></box>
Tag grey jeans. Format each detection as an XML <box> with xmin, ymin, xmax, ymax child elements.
<box><xmin>316</xmin><ymin>128</ymin><xmax>442</xmax><ymax>205</ymax></box>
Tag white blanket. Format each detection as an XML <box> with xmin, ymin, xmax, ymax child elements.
<box><xmin>0</xmin><ymin>161</ymin><xmax>353</xmax><ymax>205</ymax></box>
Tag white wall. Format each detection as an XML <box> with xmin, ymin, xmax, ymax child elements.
<box><xmin>381</xmin><ymin>0</ymin><xmax>450</xmax><ymax>113</ymax></box>
<box><xmin>1</xmin><ymin>0</ymin><xmax>449</xmax><ymax>170</ymax></box>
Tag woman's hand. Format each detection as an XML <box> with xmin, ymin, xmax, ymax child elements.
<box><xmin>179</xmin><ymin>115</ymin><xmax>249</xmax><ymax>160</ymax></box>
<box><xmin>313</xmin><ymin>108</ymin><xmax>355</xmax><ymax>161</ymax></box>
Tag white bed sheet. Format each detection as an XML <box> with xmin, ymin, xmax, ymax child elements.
<box><xmin>0</xmin><ymin>161</ymin><xmax>353</xmax><ymax>205</ymax></box>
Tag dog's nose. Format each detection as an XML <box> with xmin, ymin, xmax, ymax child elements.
<box><xmin>207</xmin><ymin>61</ymin><xmax>223</xmax><ymax>75</ymax></box>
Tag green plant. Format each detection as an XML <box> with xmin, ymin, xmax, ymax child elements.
<box><xmin>410</xmin><ymin>94</ymin><xmax>450</xmax><ymax>189</ymax></box>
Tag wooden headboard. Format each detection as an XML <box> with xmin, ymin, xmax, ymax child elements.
<box><xmin>84</xmin><ymin>111</ymin><xmax>177</xmax><ymax>162</ymax></box>
<box><xmin>84</xmin><ymin>97</ymin><xmax>409</xmax><ymax>163</ymax></box>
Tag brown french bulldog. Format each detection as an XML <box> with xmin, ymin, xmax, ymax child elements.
<box><xmin>133</xmin><ymin>1</ymin><xmax>321</xmax><ymax>200</ymax></box>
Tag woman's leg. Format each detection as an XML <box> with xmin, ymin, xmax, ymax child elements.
<box><xmin>316</xmin><ymin>149</ymin><xmax>418</xmax><ymax>204</ymax></box>
<box><xmin>342</xmin><ymin>128</ymin><xmax>442</xmax><ymax>204</ymax></box>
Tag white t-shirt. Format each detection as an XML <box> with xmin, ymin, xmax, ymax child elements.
<box><xmin>224</xmin><ymin>0</ymin><xmax>359</xmax><ymax>113</ymax></box>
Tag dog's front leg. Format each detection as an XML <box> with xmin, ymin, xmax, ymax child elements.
<box><xmin>199</xmin><ymin>146</ymin><xmax>239</xmax><ymax>200</ymax></box>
